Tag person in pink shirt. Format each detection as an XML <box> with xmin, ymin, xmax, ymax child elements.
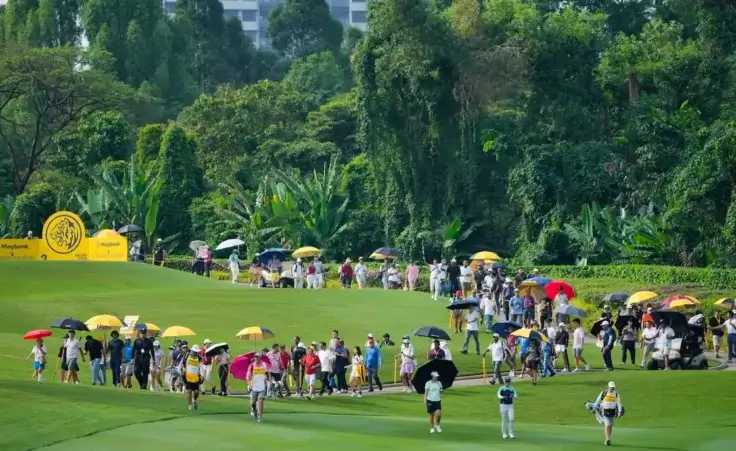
<box><xmin>405</xmin><ymin>261</ymin><xmax>419</xmax><ymax>291</ymax></box>
<box><xmin>203</xmin><ymin>245</ymin><xmax>212</xmax><ymax>278</ymax></box>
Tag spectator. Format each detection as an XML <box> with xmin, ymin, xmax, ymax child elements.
<box><xmin>461</xmin><ymin>306</ymin><xmax>481</xmax><ymax>355</ymax></box>
<box><xmin>427</xmin><ymin>340</ymin><xmax>446</xmax><ymax>360</ymax></box>
<box><xmin>339</xmin><ymin>258</ymin><xmax>353</xmax><ymax>289</ymax></box>
<box><xmin>509</xmin><ymin>288</ymin><xmax>524</xmax><ymax>324</ymax></box>
<box><xmin>406</xmin><ymin>260</ymin><xmax>419</xmax><ymax>291</ymax></box>
<box><xmin>355</xmin><ymin>257</ymin><xmax>368</xmax><ymax>289</ymax></box>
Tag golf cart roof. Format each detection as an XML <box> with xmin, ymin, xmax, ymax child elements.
<box><xmin>651</xmin><ymin>309</ymin><xmax>689</xmax><ymax>334</ymax></box>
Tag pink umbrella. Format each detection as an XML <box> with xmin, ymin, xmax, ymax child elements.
<box><xmin>230</xmin><ymin>352</ymin><xmax>271</xmax><ymax>381</ymax></box>
<box><xmin>545</xmin><ymin>280</ymin><xmax>575</xmax><ymax>300</ymax></box>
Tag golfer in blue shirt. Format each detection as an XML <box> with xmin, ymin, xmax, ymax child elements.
<box><xmin>497</xmin><ymin>376</ymin><xmax>518</xmax><ymax>439</ymax></box>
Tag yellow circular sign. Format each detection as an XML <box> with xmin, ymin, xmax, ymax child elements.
<box><xmin>43</xmin><ymin>212</ymin><xmax>85</xmax><ymax>255</ymax></box>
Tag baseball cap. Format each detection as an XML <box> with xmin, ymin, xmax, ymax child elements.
<box><xmin>204</xmin><ymin>338</ymin><xmax>212</xmax><ymax>344</ymax></box>
<box><xmin>558</xmin><ymin>323</ymin><xmax>565</xmax><ymax>327</ymax></box>
<box><xmin>153</xmin><ymin>340</ymin><xmax>160</xmax><ymax>347</ymax></box>
<box><xmin>430</xmin><ymin>371</ymin><xmax>439</xmax><ymax>378</ymax></box>
<box><xmin>298</xmin><ymin>342</ymin><xmax>306</xmax><ymax>349</ymax></box>
<box><xmin>402</xmin><ymin>335</ymin><xmax>410</xmax><ymax>340</ymax></box>
<box><xmin>608</xmin><ymin>381</ymin><xmax>616</xmax><ymax>388</ymax></box>
<box><xmin>503</xmin><ymin>376</ymin><xmax>511</xmax><ymax>383</ymax></box>
<box><xmin>191</xmin><ymin>344</ymin><xmax>200</xmax><ymax>352</ymax></box>
<box><xmin>367</xmin><ymin>333</ymin><xmax>374</xmax><ymax>338</ymax></box>
<box><xmin>255</xmin><ymin>352</ymin><xmax>262</xmax><ymax>358</ymax></box>
<box><xmin>647</xmin><ymin>307</ymin><xmax>653</xmax><ymax>312</ymax></box>
<box><xmin>493</xmin><ymin>333</ymin><xmax>500</xmax><ymax>338</ymax></box>
<box><xmin>602</xmin><ymin>321</ymin><xmax>610</xmax><ymax>326</ymax></box>
<box><xmin>124</xmin><ymin>336</ymin><xmax>132</xmax><ymax>341</ymax></box>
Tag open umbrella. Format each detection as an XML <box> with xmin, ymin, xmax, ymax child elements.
<box><xmin>490</xmin><ymin>262</ymin><xmax>506</xmax><ymax>271</ymax></box>
<box><xmin>24</xmin><ymin>329</ymin><xmax>52</xmax><ymax>340</ymax></box>
<box><xmin>230</xmin><ymin>352</ymin><xmax>272</xmax><ymax>381</ymax></box>
<box><xmin>117</xmin><ymin>224</ymin><xmax>143</xmax><ymax>234</ymax></box>
<box><xmin>413</xmin><ymin>326</ymin><xmax>451</xmax><ymax>341</ymax></box>
<box><xmin>292</xmin><ymin>246</ymin><xmax>321</xmax><ymax>258</ymax></box>
<box><xmin>666</xmin><ymin>298</ymin><xmax>700</xmax><ymax>309</ymax></box>
<box><xmin>204</xmin><ymin>342</ymin><xmax>229</xmax><ymax>358</ymax></box>
<box><xmin>556</xmin><ymin>304</ymin><xmax>586</xmax><ymax>318</ymax></box>
<box><xmin>257</xmin><ymin>249</ymin><xmax>289</xmax><ymax>264</ymax></box>
<box><xmin>85</xmin><ymin>315</ymin><xmax>124</xmax><ymax>330</ymax></box>
<box><xmin>370</xmin><ymin>247</ymin><xmax>401</xmax><ymax>260</ymax></box>
<box><xmin>189</xmin><ymin>240</ymin><xmax>206</xmax><ymax>252</ymax></box>
<box><xmin>445</xmin><ymin>297</ymin><xmax>479</xmax><ymax>310</ymax></box>
<box><xmin>626</xmin><ymin>291</ymin><xmax>658</xmax><ymax>306</ymax></box>
<box><xmin>517</xmin><ymin>280</ymin><xmax>539</xmax><ymax>289</ymax></box>
<box><xmin>236</xmin><ymin>326</ymin><xmax>275</xmax><ymax>350</ymax></box>
<box><xmin>526</xmin><ymin>277</ymin><xmax>552</xmax><ymax>286</ymax></box>
<box><xmin>50</xmin><ymin>318</ymin><xmax>89</xmax><ymax>331</ymax></box>
<box><xmin>470</xmin><ymin>251</ymin><xmax>501</xmax><ymax>262</ymax></box>
<box><xmin>491</xmin><ymin>321</ymin><xmax>522</xmax><ymax>338</ymax></box>
<box><xmin>602</xmin><ymin>292</ymin><xmax>629</xmax><ymax>306</ymax></box>
<box><xmin>412</xmin><ymin>359</ymin><xmax>459</xmax><ymax>394</ymax></box>
<box><xmin>216</xmin><ymin>238</ymin><xmax>245</xmax><ymax>251</ymax></box>
<box><xmin>714</xmin><ymin>297</ymin><xmax>735</xmax><ymax>309</ymax></box>
<box><xmin>615</xmin><ymin>315</ymin><xmax>638</xmax><ymax>332</ymax></box>
<box><xmin>160</xmin><ymin>326</ymin><xmax>196</xmax><ymax>338</ymax></box>
<box><xmin>590</xmin><ymin>319</ymin><xmax>609</xmax><ymax>337</ymax></box>
<box><xmin>93</xmin><ymin>229</ymin><xmax>120</xmax><ymax>238</ymax></box>
<box><xmin>546</xmin><ymin>280</ymin><xmax>574</xmax><ymax>300</ymax></box>
<box><xmin>661</xmin><ymin>295</ymin><xmax>699</xmax><ymax>309</ymax></box>
<box><xmin>511</xmin><ymin>328</ymin><xmax>548</xmax><ymax>342</ymax></box>
<box><xmin>140</xmin><ymin>323</ymin><xmax>161</xmax><ymax>335</ymax></box>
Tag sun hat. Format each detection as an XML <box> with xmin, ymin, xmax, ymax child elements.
<box><xmin>298</xmin><ymin>342</ymin><xmax>306</xmax><ymax>349</ymax></box>
<box><xmin>559</xmin><ymin>322</ymin><xmax>566</xmax><ymax>327</ymax></box>
<box><xmin>430</xmin><ymin>371</ymin><xmax>439</xmax><ymax>378</ymax></box>
<box><xmin>608</xmin><ymin>381</ymin><xmax>616</xmax><ymax>388</ymax></box>
<box><xmin>191</xmin><ymin>344</ymin><xmax>200</xmax><ymax>352</ymax></box>
<box><xmin>153</xmin><ymin>340</ymin><xmax>160</xmax><ymax>347</ymax></box>
<box><xmin>297</xmin><ymin>258</ymin><xmax>302</xmax><ymax>262</ymax></box>
<box><xmin>402</xmin><ymin>335</ymin><xmax>410</xmax><ymax>340</ymax></box>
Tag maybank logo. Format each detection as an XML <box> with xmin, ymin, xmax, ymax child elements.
<box><xmin>100</xmin><ymin>242</ymin><xmax>121</xmax><ymax>248</ymax></box>
<box><xmin>0</xmin><ymin>243</ymin><xmax>29</xmax><ymax>250</ymax></box>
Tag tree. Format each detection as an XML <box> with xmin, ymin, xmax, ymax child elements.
<box><xmin>282</xmin><ymin>51</ymin><xmax>348</xmax><ymax>105</ymax></box>
<box><xmin>0</xmin><ymin>45</ymin><xmax>132</xmax><ymax>194</ymax></box>
<box><xmin>134</xmin><ymin>123</ymin><xmax>164</xmax><ymax>173</ymax></box>
<box><xmin>268</xmin><ymin>0</ymin><xmax>343</xmax><ymax>58</ymax></box>
<box><xmin>0</xmin><ymin>195</ymin><xmax>14</xmax><ymax>237</ymax></box>
<box><xmin>9</xmin><ymin>181</ymin><xmax>56</xmax><ymax>236</ymax></box>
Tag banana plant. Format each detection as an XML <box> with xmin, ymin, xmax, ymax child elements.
<box><xmin>564</xmin><ymin>203</ymin><xmax>601</xmax><ymax>266</ymax></box>
<box><xmin>442</xmin><ymin>218</ymin><xmax>488</xmax><ymax>259</ymax></box>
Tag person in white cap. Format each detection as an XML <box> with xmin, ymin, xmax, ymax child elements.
<box><xmin>424</xmin><ymin>371</ymin><xmax>443</xmax><ymax>433</ymax></box>
<box><xmin>200</xmin><ymin>339</ymin><xmax>214</xmax><ymax>394</ymax></box>
<box><xmin>365</xmin><ymin>333</ymin><xmax>375</xmax><ymax>348</ymax></box>
<box><xmin>397</xmin><ymin>336</ymin><xmax>415</xmax><ymax>393</ymax></box>
<box><xmin>497</xmin><ymin>376</ymin><xmax>518</xmax><ymax>439</ymax></box>
<box><xmin>593</xmin><ymin>381</ymin><xmax>623</xmax><ymax>446</ymax></box>
<box><xmin>483</xmin><ymin>333</ymin><xmax>505</xmax><ymax>384</ymax></box>
<box><xmin>228</xmin><ymin>249</ymin><xmax>240</xmax><ymax>284</ymax></box>
<box><xmin>248</xmin><ymin>352</ymin><xmax>270</xmax><ymax>422</ymax></box>
<box><xmin>292</xmin><ymin>258</ymin><xmax>305</xmax><ymax>289</ymax></box>
<box><xmin>183</xmin><ymin>345</ymin><xmax>202</xmax><ymax>411</ymax></box>
<box><xmin>150</xmin><ymin>340</ymin><xmax>164</xmax><ymax>391</ymax></box>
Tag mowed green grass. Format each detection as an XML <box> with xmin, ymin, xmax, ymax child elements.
<box><xmin>2</xmin><ymin>371</ymin><xmax>733</xmax><ymax>451</ymax></box>
<box><xmin>0</xmin><ymin>261</ymin><xmax>641</xmax><ymax>383</ymax></box>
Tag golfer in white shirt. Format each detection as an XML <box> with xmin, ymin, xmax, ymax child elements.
<box><xmin>657</xmin><ymin>320</ymin><xmax>675</xmax><ymax>370</ymax></box>
<box><xmin>480</xmin><ymin>294</ymin><xmax>496</xmax><ymax>333</ymax></box>
<box><xmin>461</xmin><ymin>307</ymin><xmax>481</xmax><ymax>355</ymax></box>
<box><xmin>429</xmin><ymin>259</ymin><xmax>442</xmax><ymax>300</ymax></box>
<box><xmin>571</xmin><ymin>318</ymin><xmax>590</xmax><ymax>372</ymax></box>
<box><xmin>640</xmin><ymin>322</ymin><xmax>658</xmax><ymax>367</ymax></box>
<box><xmin>483</xmin><ymin>334</ymin><xmax>506</xmax><ymax>384</ymax></box>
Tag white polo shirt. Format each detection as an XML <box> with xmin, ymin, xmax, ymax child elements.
<box><xmin>487</xmin><ymin>341</ymin><xmax>505</xmax><ymax>362</ymax></box>
<box><xmin>460</xmin><ymin>266</ymin><xmax>472</xmax><ymax>284</ymax></box>
<box><xmin>724</xmin><ymin>318</ymin><xmax>736</xmax><ymax>334</ymax></box>
<box><xmin>64</xmin><ymin>338</ymin><xmax>80</xmax><ymax>359</ymax></box>
<box><xmin>466</xmin><ymin>310</ymin><xmax>480</xmax><ymax>331</ymax></box>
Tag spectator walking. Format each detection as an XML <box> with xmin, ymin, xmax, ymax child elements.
<box><xmin>63</xmin><ymin>330</ymin><xmax>84</xmax><ymax>384</ymax></box>
<box><xmin>317</xmin><ymin>342</ymin><xmax>334</xmax><ymax>396</ymax></box>
<box><xmin>447</xmin><ymin>259</ymin><xmax>461</xmax><ymax>295</ymax></box>
<box><xmin>708</xmin><ymin>311</ymin><xmax>723</xmax><ymax>358</ymax></box>
<box><xmin>620</xmin><ymin>318</ymin><xmax>637</xmax><ymax>366</ymax></box>
<box><xmin>461</xmin><ymin>306</ymin><xmax>481</xmax><ymax>355</ymax></box>
<box><xmin>365</xmin><ymin>340</ymin><xmax>383</xmax><ymax>392</ymax></box>
<box><xmin>355</xmin><ymin>257</ymin><xmax>368</xmax><ymax>289</ymax></box>
<box><xmin>84</xmin><ymin>335</ymin><xmax>104</xmax><ymax>386</ymax></box>
<box><xmin>427</xmin><ymin>340</ymin><xmax>446</xmax><ymax>360</ymax></box>
<box><xmin>571</xmin><ymin>318</ymin><xmax>590</xmax><ymax>372</ymax></box>
<box><xmin>710</xmin><ymin>310</ymin><xmax>736</xmax><ymax>362</ymax></box>
<box><xmin>555</xmin><ymin>323</ymin><xmax>570</xmax><ymax>372</ymax></box>
<box><xmin>313</xmin><ymin>256</ymin><xmax>324</xmax><ymax>288</ymax></box>
<box><xmin>406</xmin><ymin>260</ymin><xmax>419</xmax><ymax>291</ymax></box>
<box><xmin>107</xmin><ymin>331</ymin><xmax>124</xmax><ymax>387</ymax></box>
<box><xmin>349</xmin><ymin>346</ymin><xmax>365</xmax><ymax>397</ymax></box>
<box><xmin>228</xmin><ymin>250</ymin><xmax>240</xmax><ymax>284</ymax></box>
<box><xmin>523</xmin><ymin>293</ymin><xmax>535</xmax><ymax>328</ymax></box>
<box><xmin>483</xmin><ymin>333</ymin><xmax>505</xmax><ymax>384</ymax></box>
<box><xmin>333</xmin><ymin>339</ymin><xmax>349</xmax><ymax>393</ymax></box>
<box><xmin>509</xmin><ymin>289</ymin><xmax>524</xmax><ymax>324</ymax></box>
<box><xmin>153</xmin><ymin>239</ymin><xmax>166</xmax><ymax>266</ymax></box>
<box><xmin>429</xmin><ymin>259</ymin><xmax>442</xmax><ymax>300</ymax></box>
<box><xmin>27</xmin><ymin>338</ymin><xmax>47</xmax><ymax>382</ymax></box>
<box><xmin>339</xmin><ymin>258</ymin><xmax>353</xmax><ymax>288</ymax></box>
<box><xmin>480</xmin><ymin>291</ymin><xmax>496</xmax><ymax>333</ymax></box>
<box><xmin>640</xmin><ymin>320</ymin><xmax>657</xmax><ymax>368</ymax></box>
<box><xmin>398</xmin><ymin>336</ymin><xmax>415</xmax><ymax>393</ymax></box>
<box><xmin>600</xmin><ymin>321</ymin><xmax>615</xmax><ymax>371</ymax></box>
<box><xmin>133</xmin><ymin>329</ymin><xmax>153</xmax><ymax>389</ymax></box>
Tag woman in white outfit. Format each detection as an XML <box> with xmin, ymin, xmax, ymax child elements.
<box><xmin>497</xmin><ymin>376</ymin><xmax>518</xmax><ymax>439</ymax></box>
<box><xmin>355</xmin><ymin>257</ymin><xmax>367</xmax><ymax>288</ymax></box>
<box><xmin>228</xmin><ymin>250</ymin><xmax>240</xmax><ymax>284</ymax></box>
<box><xmin>429</xmin><ymin>259</ymin><xmax>441</xmax><ymax>300</ymax></box>
<box><xmin>292</xmin><ymin>258</ymin><xmax>305</xmax><ymax>289</ymax></box>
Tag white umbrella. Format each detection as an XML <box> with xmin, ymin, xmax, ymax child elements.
<box><xmin>189</xmin><ymin>240</ymin><xmax>206</xmax><ymax>252</ymax></box>
<box><xmin>216</xmin><ymin>238</ymin><xmax>245</xmax><ymax>250</ymax></box>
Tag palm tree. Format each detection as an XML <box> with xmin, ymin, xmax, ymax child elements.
<box><xmin>269</xmin><ymin>158</ymin><xmax>350</xmax><ymax>252</ymax></box>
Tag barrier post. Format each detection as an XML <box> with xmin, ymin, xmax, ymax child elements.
<box><xmin>482</xmin><ymin>356</ymin><xmax>486</xmax><ymax>384</ymax></box>
<box><xmin>393</xmin><ymin>357</ymin><xmax>398</xmax><ymax>384</ymax></box>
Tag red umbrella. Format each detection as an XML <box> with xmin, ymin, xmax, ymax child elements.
<box><xmin>660</xmin><ymin>295</ymin><xmax>699</xmax><ymax>308</ymax></box>
<box><xmin>24</xmin><ymin>329</ymin><xmax>52</xmax><ymax>340</ymax></box>
<box><xmin>545</xmin><ymin>281</ymin><xmax>575</xmax><ymax>300</ymax></box>
<box><xmin>230</xmin><ymin>352</ymin><xmax>272</xmax><ymax>381</ymax></box>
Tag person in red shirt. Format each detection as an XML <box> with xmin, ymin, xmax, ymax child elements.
<box><xmin>307</xmin><ymin>262</ymin><xmax>317</xmax><ymax>289</ymax></box>
<box><xmin>340</xmin><ymin>259</ymin><xmax>354</xmax><ymax>288</ymax></box>
<box><xmin>641</xmin><ymin>307</ymin><xmax>654</xmax><ymax>329</ymax></box>
<box><xmin>200</xmin><ymin>339</ymin><xmax>214</xmax><ymax>394</ymax></box>
<box><xmin>302</xmin><ymin>347</ymin><xmax>321</xmax><ymax>400</ymax></box>
<box><xmin>279</xmin><ymin>344</ymin><xmax>290</xmax><ymax>392</ymax></box>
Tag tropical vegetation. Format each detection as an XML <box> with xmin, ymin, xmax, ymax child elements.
<box><xmin>3</xmin><ymin>0</ymin><xmax>736</xmax><ymax>267</ymax></box>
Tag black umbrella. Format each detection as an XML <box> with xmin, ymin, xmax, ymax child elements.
<box><xmin>412</xmin><ymin>359</ymin><xmax>459</xmax><ymax>394</ymax></box>
<box><xmin>600</xmin><ymin>292</ymin><xmax>628</xmax><ymax>307</ymax></box>
<box><xmin>491</xmin><ymin>262</ymin><xmax>506</xmax><ymax>270</ymax></box>
<box><xmin>205</xmin><ymin>342</ymin><xmax>229</xmax><ymax>357</ymax></box>
<box><xmin>50</xmin><ymin>318</ymin><xmax>89</xmax><ymax>331</ymax></box>
<box><xmin>615</xmin><ymin>315</ymin><xmax>638</xmax><ymax>332</ymax></box>
<box><xmin>117</xmin><ymin>224</ymin><xmax>143</xmax><ymax>234</ymax></box>
<box><xmin>589</xmin><ymin>318</ymin><xmax>609</xmax><ymax>337</ymax></box>
<box><xmin>413</xmin><ymin>326</ymin><xmax>451</xmax><ymax>341</ymax></box>
<box><xmin>372</xmin><ymin>247</ymin><xmax>402</xmax><ymax>258</ymax></box>
<box><xmin>445</xmin><ymin>298</ymin><xmax>479</xmax><ymax>310</ymax></box>
<box><xmin>491</xmin><ymin>321</ymin><xmax>523</xmax><ymax>338</ymax></box>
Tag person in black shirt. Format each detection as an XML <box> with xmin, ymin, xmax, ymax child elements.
<box><xmin>554</xmin><ymin>323</ymin><xmax>571</xmax><ymax>371</ymax></box>
<box><xmin>153</xmin><ymin>238</ymin><xmax>166</xmax><ymax>266</ymax></box>
<box><xmin>290</xmin><ymin>336</ymin><xmax>307</xmax><ymax>395</ymax></box>
<box><xmin>133</xmin><ymin>329</ymin><xmax>154</xmax><ymax>389</ymax></box>
<box><xmin>84</xmin><ymin>336</ymin><xmax>105</xmax><ymax>386</ymax></box>
<box><xmin>447</xmin><ymin>259</ymin><xmax>461</xmax><ymax>294</ymax></box>
<box><xmin>709</xmin><ymin>311</ymin><xmax>724</xmax><ymax>358</ymax></box>
<box><xmin>474</xmin><ymin>265</ymin><xmax>486</xmax><ymax>294</ymax></box>
<box><xmin>514</xmin><ymin>268</ymin><xmax>526</xmax><ymax>287</ymax></box>
<box><xmin>107</xmin><ymin>331</ymin><xmax>124</xmax><ymax>387</ymax></box>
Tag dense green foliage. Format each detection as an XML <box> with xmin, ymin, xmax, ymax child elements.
<box><xmin>4</xmin><ymin>0</ymin><xmax>736</xmax><ymax>266</ymax></box>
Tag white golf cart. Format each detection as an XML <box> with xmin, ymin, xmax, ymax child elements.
<box><xmin>647</xmin><ymin>310</ymin><xmax>708</xmax><ymax>370</ymax></box>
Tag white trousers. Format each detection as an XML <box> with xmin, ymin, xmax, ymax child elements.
<box><xmin>294</xmin><ymin>275</ymin><xmax>304</xmax><ymax>289</ymax></box>
<box><xmin>430</xmin><ymin>278</ymin><xmax>441</xmax><ymax>299</ymax></box>
<box><xmin>230</xmin><ymin>265</ymin><xmax>239</xmax><ymax>284</ymax></box>
<box><xmin>500</xmin><ymin>404</ymin><xmax>515</xmax><ymax>437</ymax></box>
<box><xmin>316</xmin><ymin>273</ymin><xmax>324</xmax><ymax>288</ymax></box>
<box><xmin>307</xmin><ymin>275</ymin><xmax>317</xmax><ymax>289</ymax></box>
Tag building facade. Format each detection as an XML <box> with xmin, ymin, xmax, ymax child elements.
<box><xmin>163</xmin><ymin>0</ymin><xmax>370</xmax><ymax>49</ymax></box>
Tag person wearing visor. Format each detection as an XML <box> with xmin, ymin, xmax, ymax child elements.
<box><xmin>424</xmin><ymin>371</ymin><xmax>443</xmax><ymax>434</ymax></box>
<box><xmin>497</xmin><ymin>376</ymin><xmax>518</xmax><ymax>439</ymax></box>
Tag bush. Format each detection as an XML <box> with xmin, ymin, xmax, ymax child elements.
<box><xmin>537</xmin><ymin>265</ymin><xmax>736</xmax><ymax>290</ymax></box>
<box><xmin>9</xmin><ymin>183</ymin><xmax>57</xmax><ymax>237</ymax></box>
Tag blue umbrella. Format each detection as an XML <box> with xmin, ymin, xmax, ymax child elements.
<box><xmin>445</xmin><ymin>297</ymin><xmax>479</xmax><ymax>310</ymax></box>
<box><xmin>526</xmin><ymin>276</ymin><xmax>552</xmax><ymax>285</ymax></box>
<box><xmin>257</xmin><ymin>248</ymin><xmax>289</xmax><ymax>264</ymax></box>
<box><xmin>491</xmin><ymin>321</ymin><xmax>523</xmax><ymax>338</ymax></box>
<box><xmin>556</xmin><ymin>304</ymin><xmax>587</xmax><ymax>317</ymax></box>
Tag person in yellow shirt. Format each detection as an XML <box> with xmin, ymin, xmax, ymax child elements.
<box><xmin>183</xmin><ymin>345</ymin><xmax>203</xmax><ymax>411</ymax></box>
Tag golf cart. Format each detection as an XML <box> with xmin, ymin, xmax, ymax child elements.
<box><xmin>258</xmin><ymin>266</ymin><xmax>295</xmax><ymax>288</ymax></box>
<box><xmin>647</xmin><ymin>310</ymin><xmax>708</xmax><ymax>370</ymax></box>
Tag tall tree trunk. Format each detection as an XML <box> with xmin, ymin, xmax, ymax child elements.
<box><xmin>628</xmin><ymin>72</ymin><xmax>639</xmax><ymax>103</ymax></box>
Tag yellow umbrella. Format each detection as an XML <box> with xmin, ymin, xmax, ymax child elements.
<box><xmin>144</xmin><ymin>323</ymin><xmax>161</xmax><ymax>334</ymax></box>
<box><xmin>85</xmin><ymin>314</ymin><xmax>124</xmax><ymax>330</ymax></box>
<box><xmin>292</xmin><ymin>246</ymin><xmax>321</xmax><ymax>258</ymax></box>
<box><xmin>714</xmin><ymin>298</ymin><xmax>735</xmax><ymax>309</ymax></box>
<box><xmin>626</xmin><ymin>291</ymin><xmax>658</xmax><ymax>306</ymax></box>
<box><xmin>517</xmin><ymin>280</ymin><xmax>539</xmax><ymax>289</ymax></box>
<box><xmin>160</xmin><ymin>326</ymin><xmax>196</xmax><ymax>338</ymax></box>
<box><xmin>236</xmin><ymin>326</ymin><xmax>275</xmax><ymax>341</ymax></box>
<box><xmin>511</xmin><ymin>328</ymin><xmax>548</xmax><ymax>343</ymax></box>
<box><xmin>369</xmin><ymin>252</ymin><xmax>398</xmax><ymax>260</ymax></box>
<box><xmin>520</xmin><ymin>285</ymin><xmax>545</xmax><ymax>302</ymax></box>
<box><xmin>95</xmin><ymin>229</ymin><xmax>120</xmax><ymax>238</ymax></box>
<box><xmin>667</xmin><ymin>298</ymin><xmax>699</xmax><ymax>309</ymax></box>
<box><xmin>470</xmin><ymin>251</ymin><xmax>501</xmax><ymax>261</ymax></box>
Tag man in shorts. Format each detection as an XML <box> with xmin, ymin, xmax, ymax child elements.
<box><xmin>122</xmin><ymin>336</ymin><xmax>134</xmax><ymax>388</ymax></box>
<box><xmin>248</xmin><ymin>352</ymin><xmax>270</xmax><ymax>423</ymax></box>
<box><xmin>183</xmin><ymin>345</ymin><xmax>202</xmax><ymax>411</ymax></box>
<box><xmin>63</xmin><ymin>330</ymin><xmax>85</xmax><ymax>384</ymax></box>
<box><xmin>572</xmin><ymin>318</ymin><xmax>590</xmax><ymax>372</ymax></box>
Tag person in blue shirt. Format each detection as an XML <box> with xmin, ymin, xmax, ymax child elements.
<box><xmin>519</xmin><ymin>336</ymin><xmax>530</xmax><ymax>376</ymax></box>
<box><xmin>509</xmin><ymin>289</ymin><xmax>524</xmax><ymax>324</ymax></box>
<box><xmin>497</xmin><ymin>376</ymin><xmax>518</xmax><ymax>439</ymax></box>
<box><xmin>122</xmin><ymin>336</ymin><xmax>134</xmax><ymax>388</ymax></box>
<box><xmin>541</xmin><ymin>339</ymin><xmax>556</xmax><ymax>378</ymax></box>
<box><xmin>601</xmin><ymin>321</ymin><xmax>616</xmax><ymax>371</ymax></box>
<box><xmin>364</xmin><ymin>341</ymin><xmax>383</xmax><ymax>392</ymax></box>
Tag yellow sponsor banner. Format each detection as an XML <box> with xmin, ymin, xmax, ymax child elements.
<box><xmin>88</xmin><ymin>236</ymin><xmax>128</xmax><ymax>262</ymax></box>
<box><xmin>40</xmin><ymin>211</ymin><xmax>88</xmax><ymax>261</ymax></box>
<box><xmin>0</xmin><ymin>239</ymin><xmax>40</xmax><ymax>260</ymax></box>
